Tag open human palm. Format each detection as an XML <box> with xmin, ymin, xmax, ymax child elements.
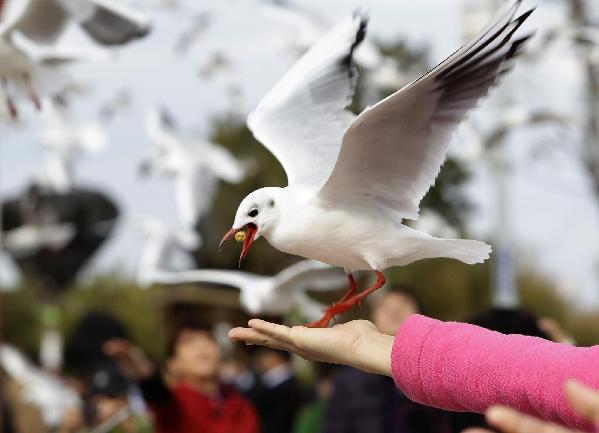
<box><xmin>229</xmin><ymin>319</ymin><xmax>393</xmax><ymax>376</ymax></box>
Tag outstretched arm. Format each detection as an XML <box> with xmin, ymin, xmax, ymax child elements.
<box><xmin>229</xmin><ymin>315</ymin><xmax>599</xmax><ymax>432</ymax></box>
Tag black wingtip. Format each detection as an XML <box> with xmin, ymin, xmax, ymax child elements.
<box><xmin>516</xmin><ymin>8</ymin><xmax>535</xmax><ymax>24</ymax></box>
<box><xmin>340</xmin><ymin>10</ymin><xmax>369</xmax><ymax>75</ymax></box>
<box><xmin>351</xmin><ymin>9</ymin><xmax>368</xmax><ymax>51</ymax></box>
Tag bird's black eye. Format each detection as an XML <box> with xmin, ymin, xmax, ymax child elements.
<box><xmin>248</xmin><ymin>208</ymin><xmax>259</xmax><ymax>218</ymax></box>
<box><xmin>268</xmin><ymin>199</ymin><xmax>275</xmax><ymax>208</ymax></box>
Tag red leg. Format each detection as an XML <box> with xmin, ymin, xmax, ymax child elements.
<box><xmin>6</xmin><ymin>97</ymin><xmax>17</xmax><ymax>120</ymax></box>
<box><xmin>1</xmin><ymin>77</ymin><xmax>17</xmax><ymax>120</ymax></box>
<box><xmin>23</xmin><ymin>73</ymin><xmax>41</xmax><ymax>110</ymax></box>
<box><xmin>338</xmin><ymin>272</ymin><xmax>357</xmax><ymax>303</ymax></box>
<box><xmin>305</xmin><ymin>271</ymin><xmax>386</xmax><ymax>328</ymax></box>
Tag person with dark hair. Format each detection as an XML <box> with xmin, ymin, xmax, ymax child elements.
<box><xmin>78</xmin><ymin>361</ymin><xmax>153</xmax><ymax>433</ymax></box>
<box><xmin>105</xmin><ymin>318</ymin><xmax>260</xmax><ymax>433</ymax></box>
<box><xmin>66</xmin><ymin>311</ymin><xmax>128</xmax><ymax>375</ymax></box>
<box><xmin>243</xmin><ymin>347</ymin><xmax>300</xmax><ymax>433</ymax></box>
<box><xmin>320</xmin><ymin>287</ymin><xmax>447</xmax><ymax>433</ymax></box>
<box><xmin>468</xmin><ymin>307</ymin><xmax>551</xmax><ymax>339</ymax></box>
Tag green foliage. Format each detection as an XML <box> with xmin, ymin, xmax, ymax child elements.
<box><xmin>386</xmin><ymin>259</ymin><xmax>492</xmax><ymax>320</ymax></box>
<box><xmin>2</xmin><ymin>276</ymin><xmax>166</xmax><ymax>367</ymax></box>
<box><xmin>2</xmin><ymin>263</ymin><xmax>597</xmax><ymax>372</ymax></box>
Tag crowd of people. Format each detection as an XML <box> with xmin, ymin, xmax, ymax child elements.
<box><xmin>2</xmin><ymin>285</ymin><xmax>596</xmax><ymax>433</ymax></box>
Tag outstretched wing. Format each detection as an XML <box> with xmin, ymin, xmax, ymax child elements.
<box><xmin>247</xmin><ymin>11</ymin><xmax>366</xmax><ymax>187</ymax></box>
<box><xmin>0</xmin><ymin>0</ymin><xmax>68</xmax><ymax>42</ymax></box>
<box><xmin>175</xmin><ymin>168</ymin><xmax>217</xmax><ymax>228</ymax></box>
<box><xmin>274</xmin><ymin>260</ymin><xmax>346</xmax><ymax>293</ymax></box>
<box><xmin>147</xmin><ymin>268</ymin><xmax>264</xmax><ymax>291</ymax></box>
<box><xmin>58</xmin><ymin>0</ymin><xmax>151</xmax><ymax>45</ymax></box>
<box><xmin>202</xmin><ymin>142</ymin><xmax>246</xmax><ymax>184</ymax></box>
<box><xmin>318</xmin><ymin>1</ymin><xmax>533</xmax><ymax>220</ymax></box>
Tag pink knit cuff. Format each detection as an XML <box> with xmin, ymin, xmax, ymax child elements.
<box><xmin>391</xmin><ymin>314</ymin><xmax>440</xmax><ymax>406</ymax></box>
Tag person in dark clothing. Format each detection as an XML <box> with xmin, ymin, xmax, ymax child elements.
<box><xmin>320</xmin><ymin>286</ymin><xmax>448</xmax><ymax>433</ymax></box>
<box><xmin>244</xmin><ymin>348</ymin><xmax>300</xmax><ymax>433</ymax></box>
<box><xmin>105</xmin><ymin>318</ymin><xmax>260</xmax><ymax>433</ymax></box>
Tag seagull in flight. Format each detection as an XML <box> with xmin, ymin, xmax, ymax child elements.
<box><xmin>149</xmin><ymin>260</ymin><xmax>347</xmax><ymax>321</ymax></box>
<box><xmin>36</xmin><ymin>100</ymin><xmax>108</xmax><ymax>192</ymax></box>
<box><xmin>134</xmin><ymin>217</ymin><xmax>200</xmax><ymax>288</ymax></box>
<box><xmin>221</xmin><ymin>2</ymin><xmax>534</xmax><ymax>327</ymax></box>
<box><xmin>142</xmin><ymin>106</ymin><xmax>246</xmax><ymax>231</ymax></box>
<box><xmin>0</xmin><ymin>345</ymin><xmax>80</xmax><ymax>428</ymax></box>
<box><xmin>0</xmin><ymin>0</ymin><xmax>151</xmax><ymax>118</ymax></box>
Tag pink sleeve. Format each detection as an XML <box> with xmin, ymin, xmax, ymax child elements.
<box><xmin>391</xmin><ymin>314</ymin><xmax>599</xmax><ymax>432</ymax></box>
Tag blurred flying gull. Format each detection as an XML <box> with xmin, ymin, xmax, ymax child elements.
<box><xmin>220</xmin><ymin>2</ymin><xmax>534</xmax><ymax>327</ymax></box>
<box><xmin>36</xmin><ymin>99</ymin><xmax>108</xmax><ymax>192</ymax></box>
<box><xmin>142</xmin><ymin>106</ymin><xmax>246</xmax><ymax>231</ymax></box>
<box><xmin>175</xmin><ymin>11</ymin><xmax>212</xmax><ymax>55</ymax></box>
<box><xmin>0</xmin><ymin>0</ymin><xmax>151</xmax><ymax>118</ymax></box>
<box><xmin>149</xmin><ymin>260</ymin><xmax>347</xmax><ymax>321</ymax></box>
<box><xmin>0</xmin><ymin>345</ymin><xmax>80</xmax><ymax>428</ymax></box>
<box><xmin>1</xmin><ymin>221</ymin><xmax>75</xmax><ymax>256</ymax></box>
<box><xmin>456</xmin><ymin>106</ymin><xmax>570</xmax><ymax>162</ymax></box>
<box><xmin>135</xmin><ymin>217</ymin><xmax>200</xmax><ymax>288</ymax></box>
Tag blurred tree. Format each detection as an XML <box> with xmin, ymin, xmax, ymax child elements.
<box><xmin>2</xmin><ymin>276</ymin><xmax>167</xmax><ymax>369</ymax></box>
<box><xmin>3</xmin><ymin>269</ymin><xmax>598</xmax><ymax>370</ymax></box>
<box><xmin>541</xmin><ymin>0</ymin><xmax>599</xmax><ymax>199</ymax></box>
<box><xmin>569</xmin><ymin>0</ymin><xmax>599</xmax><ymax>200</ymax></box>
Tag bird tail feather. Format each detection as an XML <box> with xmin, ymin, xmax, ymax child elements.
<box><xmin>440</xmin><ymin>239</ymin><xmax>492</xmax><ymax>264</ymax></box>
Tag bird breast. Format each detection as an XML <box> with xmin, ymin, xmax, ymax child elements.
<box><xmin>267</xmin><ymin>200</ymin><xmax>391</xmax><ymax>270</ymax></box>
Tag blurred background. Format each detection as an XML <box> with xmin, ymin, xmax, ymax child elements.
<box><xmin>1</xmin><ymin>0</ymin><xmax>598</xmax><ymax>432</ymax></box>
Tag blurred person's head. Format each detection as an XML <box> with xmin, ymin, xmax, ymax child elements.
<box><xmin>313</xmin><ymin>363</ymin><xmax>335</xmax><ymax>400</ymax></box>
<box><xmin>166</xmin><ymin>318</ymin><xmax>220</xmax><ymax>381</ymax></box>
<box><xmin>84</xmin><ymin>362</ymin><xmax>129</xmax><ymax>425</ymax></box>
<box><xmin>253</xmin><ymin>347</ymin><xmax>292</xmax><ymax>374</ymax></box>
<box><xmin>371</xmin><ymin>286</ymin><xmax>421</xmax><ymax>335</ymax></box>
<box><xmin>468</xmin><ymin>307</ymin><xmax>550</xmax><ymax>339</ymax></box>
<box><xmin>66</xmin><ymin>310</ymin><xmax>128</xmax><ymax>375</ymax></box>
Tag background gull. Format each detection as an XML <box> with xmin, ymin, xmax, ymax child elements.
<box><xmin>36</xmin><ymin>99</ymin><xmax>108</xmax><ymax>193</ymax></box>
<box><xmin>0</xmin><ymin>0</ymin><xmax>151</xmax><ymax>118</ymax></box>
<box><xmin>149</xmin><ymin>260</ymin><xmax>347</xmax><ymax>321</ymax></box>
<box><xmin>142</xmin><ymin>106</ymin><xmax>246</xmax><ymax>232</ymax></box>
<box><xmin>134</xmin><ymin>216</ymin><xmax>200</xmax><ymax>288</ymax></box>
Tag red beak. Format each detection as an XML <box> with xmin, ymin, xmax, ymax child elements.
<box><xmin>219</xmin><ymin>223</ymin><xmax>258</xmax><ymax>267</ymax></box>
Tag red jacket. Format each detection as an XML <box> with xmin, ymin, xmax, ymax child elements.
<box><xmin>140</xmin><ymin>373</ymin><xmax>260</xmax><ymax>433</ymax></box>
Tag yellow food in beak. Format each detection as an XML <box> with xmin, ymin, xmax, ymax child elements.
<box><xmin>235</xmin><ymin>231</ymin><xmax>246</xmax><ymax>242</ymax></box>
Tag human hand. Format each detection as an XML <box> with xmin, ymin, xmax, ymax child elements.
<box><xmin>103</xmin><ymin>338</ymin><xmax>155</xmax><ymax>381</ymax></box>
<box><xmin>58</xmin><ymin>406</ymin><xmax>85</xmax><ymax>433</ymax></box>
<box><xmin>229</xmin><ymin>319</ymin><xmax>393</xmax><ymax>376</ymax></box>
<box><xmin>463</xmin><ymin>380</ymin><xmax>599</xmax><ymax>433</ymax></box>
<box><xmin>538</xmin><ymin>318</ymin><xmax>575</xmax><ymax>345</ymax></box>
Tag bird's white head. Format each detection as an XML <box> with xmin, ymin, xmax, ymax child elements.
<box><xmin>220</xmin><ymin>187</ymin><xmax>283</xmax><ymax>265</ymax></box>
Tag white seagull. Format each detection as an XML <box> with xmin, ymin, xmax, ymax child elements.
<box><xmin>220</xmin><ymin>3</ymin><xmax>534</xmax><ymax>327</ymax></box>
<box><xmin>36</xmin><ymin>100</ymin><xmax>108</xmax><ymax>192</ymax></box>
<box><xmin>0</xmin><ymin>344</ymin><xmax>80</xmax><ymax>429</ymax></box>
<box><xmin>149</xmin><ymin>260</ymin><xmax>347</xmax><ymax>321</ymax></box>
<box><xmin>0</xmin><ymin>0</ymin><xmax>151</xmax><ymax>118</ymax></box>
<box><xmin>142</xmin><ymin>106</ymin><xmax>246</xmax><ymax>231</ymax></box>
<box><xmin>135</xmin><ymin>217</ymin><xmax>200</xmax><ymax>288</ymax></box>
